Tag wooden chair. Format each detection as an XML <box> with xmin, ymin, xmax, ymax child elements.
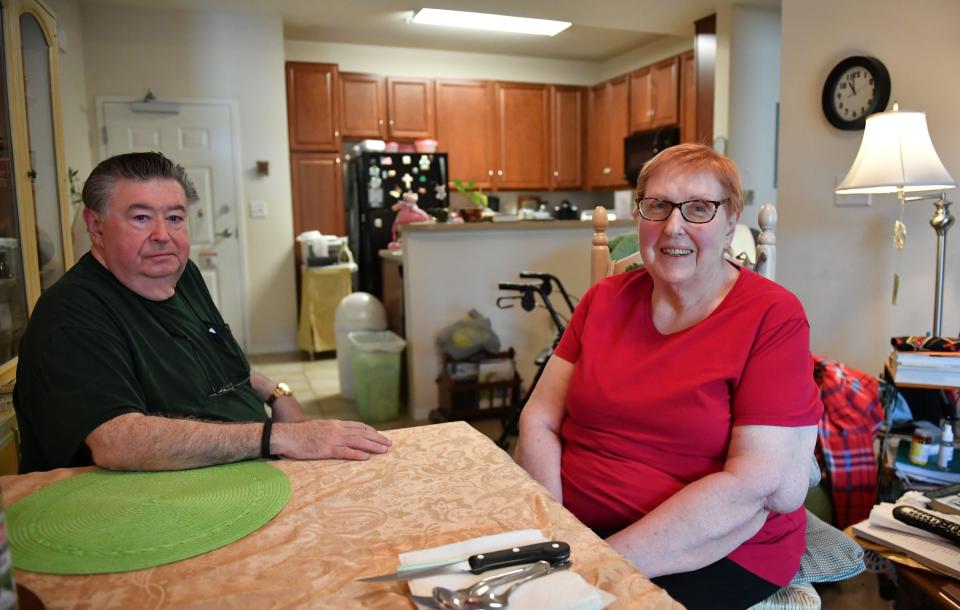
<box><xmin>586</xmin><ymin>203</ymin><xmax>864</xmax><ymax>610</ymax></box>
<box><xmin>589</xmin><ymin>203</ymin><xmax>778</xmax><ymax>285</ymax></box>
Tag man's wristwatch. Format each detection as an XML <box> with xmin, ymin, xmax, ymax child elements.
<box><xmin>265</xmin><ymin>382</ymin><xmax>293</xmax><ymax>406</ymax></box>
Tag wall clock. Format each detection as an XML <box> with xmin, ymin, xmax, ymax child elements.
<box><xmin>821</xmin><ymin>56</ymin><xmax>891</xmax><ymax>130</ymax></box>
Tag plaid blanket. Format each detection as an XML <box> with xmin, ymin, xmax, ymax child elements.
<box><xmin>812</xmin><ymin>355</ymin><xmax>885</xmax><ymax>529</ymax></box>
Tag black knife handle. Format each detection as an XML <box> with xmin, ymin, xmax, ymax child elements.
<box><xmin>467</xmin><ymin>541</ymin><xmax>570</xmax><ymax>574</ymax></box>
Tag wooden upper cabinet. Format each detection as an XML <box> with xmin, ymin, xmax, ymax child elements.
<box><xmin>630</xmin><ymin>55</ymin><xmax>680</xmax><ymax>133</ymax></box>
<box><xmin>290</xmin><ymin>152</ymin><xmax>345</xmax><ymax>255</ymax></box>
<box><xmin>587</xmin><ymin>82</ymin><xmax>609</xmax><ymax>189</ymax></box>
<box><xmin>387</xmin><ymin>77</ymin><xmax>435</xmax><ymax>139</ymax></box>
<box><xmin>494</xmin><ymin>82</ymin><xmax>550</xmax><ymax>190</ymax></box>
<box><xmin>588</xmin><ymin>76</ymin><xmax>630</xmax><ymax>190</ymax></box>
<box><xmin>435</xmin><ymin>80</ymin><xmax>497</xmax><ymax>190</ymax></box>
<box><xmin>607</xmin><ymin>75</ymin><xmax>630</xmax><ymax>189</ymax></box>
<box><xmin>339</xmin><ymin>73</ymin><xmax>386</xmax><ymax>139</ymax></box>
<box><xmin>286</xmin><ymin>62</ymin><xmax>340</xmax><ymax>152</ymax></box>
<box><xmin>550</xmin><ymin>85</ymin><xmax>584</xmax><ymax>190</ymax></box>
<box><xmin>651</xmin><ymin>56</ymin><xmax>680</xmax><ymax>128</ymax></box>
<box><xmin>679</xmin><ymin>50</ymin><xmax>697</xmax><ymax>144</ymax></box>
<box><xmin>629</xmin><ymin>66</ymin><xmax>653</xmax><ymax>133</ymax></box>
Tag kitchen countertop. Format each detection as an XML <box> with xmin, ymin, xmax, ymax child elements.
<box><xmin>400</xmin><ymin>218</ymin><xmax>635</xmax><ymax>233</ymax></box>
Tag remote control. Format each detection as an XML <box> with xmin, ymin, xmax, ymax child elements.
<box><xmin>892</xmin><ymin>505</ymin><xmax>960</xmax><ymax>546</ymax></box>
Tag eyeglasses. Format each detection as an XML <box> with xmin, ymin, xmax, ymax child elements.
<box><xmin>635</xmin><ymin>197</ymin><xmax>727</xmax><ymax>224</ymax></box>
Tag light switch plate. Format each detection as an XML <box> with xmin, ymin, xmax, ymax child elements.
<box><xmin>834</xmin><ymin>176</ymin><xmax>872</xmax><ymax>207</ymax></box>
<box><xmin>249</xmin><ymin>200</ymin><xmax>267</xmax><ymax>218</ymax></box>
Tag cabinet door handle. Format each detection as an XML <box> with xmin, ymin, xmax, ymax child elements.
<box><xmin>647</xmin><ymin>109</ymin><xmax>654</xmax><ymax>117</ymax></box>
<box><xmin>497</xmin><ymin>170</ymin><xmax>503</xmax><ymax>176</ymax></box>
<box><xmin>553</xmin><ymin>170</ymin><xmax>559</xmax><ymax>177</ymax></box>
<box><xmin>334</xmin><ymin>129</ymin><xmax>340</xmax><ymax>137</ymax></box>
<box><xmin>488</xmin><ymin>170</ymin><xmax>494</xmax><ymax>176</ymax></box>
<box><xmin>603</xmin><ymin>167</ymin><xmax>611</xmax><ymax>175</ymax></box>
<box><xmin>389</xmin><ymin>119</ymin><xmax>394</xmax><ymax>126</ymax></box>
<box><xmin>336</xmin><ymin>157</ymin><xmax>341</xmax><ymax>165</ymax></box>
<box><xmin>379</xmin><ymin>118</ymin><xmax>384</xmax><ymax>125</ymax></box>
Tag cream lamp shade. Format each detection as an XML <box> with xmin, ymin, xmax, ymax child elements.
<box><xmin>835</xmin><ymin>108</ymin><xmax>957</xmax><ymax>194</ymax></box>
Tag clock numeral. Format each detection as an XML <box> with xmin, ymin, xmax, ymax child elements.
<box><xmin>839</xmin><ymin>82</ymin><xmax>847</xmax><ymax>90</ymax></box>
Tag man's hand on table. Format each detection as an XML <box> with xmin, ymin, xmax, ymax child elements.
<box><xmin>273</xmin><ymin>420</ymin><xmax>392</xmax><ymax>460</ymax></box>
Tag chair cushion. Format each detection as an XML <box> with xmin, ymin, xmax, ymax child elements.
<box><xmin>747</xmin><ymin>582</ymin><xmax>820</xmax><ymax>610</ymax></box>
<box><xmin>608</xmin><ymin>232</ymin><xmax>639</xmax><ymax>261</ymax></box>
<box><xmin>793</xmin><ymin>511</ymin><xmax>865</xmax><ymax>584</ymax></box>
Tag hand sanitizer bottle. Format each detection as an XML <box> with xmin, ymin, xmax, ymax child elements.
<box><xmin>937</xmin><ymin>421</ymin><xmax>955</xmax><ymax>470</ymax></box>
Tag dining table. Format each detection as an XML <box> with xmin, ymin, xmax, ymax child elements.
<box><xmin>1</xmin><ymin>421</ymin><xmax>680</xmax><ymax>609</ymax></box>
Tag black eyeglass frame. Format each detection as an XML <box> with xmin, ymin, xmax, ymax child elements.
<box><xmin>634</xmin><ymin>197</ymin><xmax>728</xmax><ymax>224</ymax></box>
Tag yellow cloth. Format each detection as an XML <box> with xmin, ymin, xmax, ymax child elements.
<box><xmin>3</xmin><ymin>422</ymin><xmax>679</xmax><ymax>610</ymax></box>
<box><xmin>297</xmin><ymin>265</ymin><xmax>353</xmax><ymax>352</ymax></box>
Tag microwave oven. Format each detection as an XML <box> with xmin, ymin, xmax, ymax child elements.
<box><xmin>624</xmin><ymin>126</ymin><xmax>680</xmax><ymax>187</ymax></box>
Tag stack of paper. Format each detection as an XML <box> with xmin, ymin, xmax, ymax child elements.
<box><xmin>888</xmin><ymin>350</ymin><xmax>960</xmax><ymax>387</ymax></box>
<box><xmin>852</xmin><ymin>502</ymin><xmax>960</xmax><ymax>579</ymax></box>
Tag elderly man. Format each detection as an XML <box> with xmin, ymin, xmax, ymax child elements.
<box><xmin>13</xmin><ymin>152</ymin><xmax>391</xmax><ymax>472</ymax></box>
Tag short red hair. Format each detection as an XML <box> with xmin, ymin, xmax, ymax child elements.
<box><xmin>635</xmin><ymin>143</ymin><xmax>745</xmax><ymax>216</ymax></box>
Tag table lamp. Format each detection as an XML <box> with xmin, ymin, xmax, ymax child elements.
<box><xmin>835</xmin><ymin>103</ymin><xmax>957</xmax><ymax>336</ymax></box>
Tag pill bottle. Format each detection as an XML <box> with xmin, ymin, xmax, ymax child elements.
<box><xmin>938</xmin><ymin>422</ymin><xmax>955</xmax><ymax>470</ymax></box>
<box><xmin>909</xmin><ymin>429</ymin><xmax>934</xmax><ymax>465</ymax></box>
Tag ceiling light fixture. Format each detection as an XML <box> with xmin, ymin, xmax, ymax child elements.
<box><xmin>411</xmin><ymin>8</ymin><xmax>571</xmax><ymax>37</ymax></box>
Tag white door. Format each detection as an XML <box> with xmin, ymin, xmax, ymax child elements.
<box><xmin>99</xmin><ymin>100</ymin><xmax>247</xmax><ymax>348</ymax></box>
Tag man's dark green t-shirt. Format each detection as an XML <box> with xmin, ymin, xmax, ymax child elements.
<box><xmin>13</xmin><ymin>253</ymin><xmax>267</xmax><ymax>472</ymax></box>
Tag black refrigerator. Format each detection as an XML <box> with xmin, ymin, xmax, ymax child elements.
<box><xmin>346</xmin><ymin>152</ymin><xmax>448</xmax><ymax>297</ymax></box>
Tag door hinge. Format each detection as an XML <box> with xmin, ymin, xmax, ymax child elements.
<box><xmin>101</xmin><ymin>125</ymin><xmax>108</xmax><ymax>145</ymax></box>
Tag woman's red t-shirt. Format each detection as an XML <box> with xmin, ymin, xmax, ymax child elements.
<box><xmin>554</xmin><ymin>267</ymin><xmax>822</xmax><ymax>586</ymax></box>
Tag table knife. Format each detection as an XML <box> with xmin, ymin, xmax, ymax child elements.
<box><xmin>356</xmin><ymin>540</ymin><xmax>570</xmax><ymax>582</ymax></box>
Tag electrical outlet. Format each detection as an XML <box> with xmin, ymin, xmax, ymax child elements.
<box><xmin>249</xmin><ymin>200</ymin><xmax>267</xmax><ymax>218</ymax></box>
<box><xmin>833</xmin><ymin>176</ymin><xmax>871</xmax><ymax>207</ymax></box>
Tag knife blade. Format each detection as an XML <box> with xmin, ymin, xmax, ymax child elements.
<box><xmin>357</xmin><ymin>540</ymin><xmax>570</xmax><ymax>583</ymax></box>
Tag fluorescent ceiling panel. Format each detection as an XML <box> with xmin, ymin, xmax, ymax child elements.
<box><xmin>412</xmin><ymin>8</ymin><xmax>571</xmax><ymax>37</ymax></box>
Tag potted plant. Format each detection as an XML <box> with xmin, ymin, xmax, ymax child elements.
<box><xmin>452</xmin><ymin>179</ymin><xmax>488</xmax><ymax>222</ymax></box>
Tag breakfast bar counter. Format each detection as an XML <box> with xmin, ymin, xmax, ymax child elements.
<box><xmin>397</xmin><ymin>218</ymin><xmax>635</xmax><ymax>421</ymax></box>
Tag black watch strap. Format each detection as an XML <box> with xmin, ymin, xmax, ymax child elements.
<box><xmin>261</xmin><ymin>417</ymin><xmax>276</xmax><ymax>459</ymax></box>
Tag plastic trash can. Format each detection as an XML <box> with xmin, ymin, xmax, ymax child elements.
<box><xmin>348</xmin><ymin>330</ymin><xmax>406</xmax><ymax>423</ymax></box>
<box><xmin>334</xmin><ymin>293</ymin><xmax>387</xmax><ymax>399</ymax></box>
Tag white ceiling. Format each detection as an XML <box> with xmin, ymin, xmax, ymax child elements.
<box><xmin>79</xmin><ymin>0</ymin><xmax>780</xmax><ymax>61</ymax></box>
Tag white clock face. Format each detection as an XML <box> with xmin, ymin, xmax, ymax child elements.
<box><xmin>833</xmin><ymin>66</ymin><xmax>877</xmax><ymax>122</ymax></box>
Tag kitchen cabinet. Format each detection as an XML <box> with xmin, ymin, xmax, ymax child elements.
<box><xmin>587</xmin><ymin>75</ymin><xmax>630</xmax><ymax>190</ymax></box>
<box><xmin>286</xmin><ymin>62</ymin><xmax>340</xmax><ymax>152</ymax></box>
<box><xmin>494</xmin><ymin>82</ymin><xmax>550</xmax><ymax>190</ymax></box>
<box><xmin>435</xmin><ymin>80</ymin><xmax>496</xmax><ymax>190</ymax></box>
<box><xmin>0</xmin><ymin>0</ymin><xmax>74</xmax><ymax>386</ymax></box>
<box><xmin>290</xmin><ymin>152</ymin><xmax>345</xmax><ymax>264</ymax></box>
<box><xmin>386</xmin><ymin>77</ymin><xmax>435</xmax><ymax>140</ymax></box>
<box><xmin>549</xmin><ymin>86</ymin><xmax>584</xmax><ymax>190</ymax></box>
<box><xmin>630</xmin><ymin>55</ymin><xmax>679</xmax><ymax>132</ymax></box>
<box><xmin>679</xmin><ymin>50</ymin><xmax>697</xmax><ymax>143</ymax></box>
<box><xmin>339</xmin><ymin>72</ymin><xmax>386</xmax><ymax>139</ymax></box>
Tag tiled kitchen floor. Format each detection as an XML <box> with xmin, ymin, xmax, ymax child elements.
<box><xmin>248</xmin><ymin>352</ymin><xmax>891</xmax><ymax>610</ymax></box>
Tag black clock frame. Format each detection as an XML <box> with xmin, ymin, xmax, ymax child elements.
<box><xmin>821</xmin><ymin>55</ymin><xmax>891</xmax><ymax>130</ymax></box>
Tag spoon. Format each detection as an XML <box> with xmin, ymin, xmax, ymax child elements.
<box><xmin>468</xmin><ymin>560</ymin><xmax>572</xmax><ymax>609</ymax></box>
<box><xmin>432</xmin><ymin>560</ymin><xmax>560</xmax><ymax>609</ymax></box>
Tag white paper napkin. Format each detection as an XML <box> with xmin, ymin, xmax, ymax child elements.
<box><xmin>399</xmin><ymin>529</ymin><xmax>614</xmax><ymax>610</ymax></box>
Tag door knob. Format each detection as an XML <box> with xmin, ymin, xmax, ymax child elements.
<box><xmin>216</xmin><ymin>228</ymin><xmax>234</xmax><ymax>238</ymax></box>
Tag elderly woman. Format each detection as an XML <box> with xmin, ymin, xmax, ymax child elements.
<box><xmin>519</xmin><ymin>144</ymin><xmax>822</xmax><ymax>610</ymax></box>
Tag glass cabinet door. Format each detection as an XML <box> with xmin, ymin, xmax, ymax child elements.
<box><xmin>0</xmin><ymin>5</ymin><xmax>28</xmax><ymax>365</ymax></box>
<box><xmin>19</xmin><ymin>8</ymin><xmax>65</xmax><ymax>291</ymax></box>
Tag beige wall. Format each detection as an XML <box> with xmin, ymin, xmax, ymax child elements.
<box><xmin>79</xmin><ymin>6</ymin><xmax>297</xmax><ymax>354</ymax></box>
<box><xmin>285</xmin><ymin>36</ymin><xmax>692</xmax><ymax>86</ymax></box>
<box><xmin>778</xmin><ymin>0</ymin><xmax>960</xmax><ymax>373</ymax></box>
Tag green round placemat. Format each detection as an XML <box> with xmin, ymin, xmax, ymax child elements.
<box><xmin>7</xmin><ymin>461</ymin><xmax>290</xmax><ymax>574</ymax></box>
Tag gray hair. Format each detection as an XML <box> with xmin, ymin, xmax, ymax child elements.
<box><xmin>82</xmin><ymin>152</ymin><xmax>199</xmax><ymax>215</ymax></box>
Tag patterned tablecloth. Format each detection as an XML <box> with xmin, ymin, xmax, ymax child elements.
<box><xmin>1</xmin><ymin>421</ymin><xmax>679</xmax><ymax>609</ymax></box>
